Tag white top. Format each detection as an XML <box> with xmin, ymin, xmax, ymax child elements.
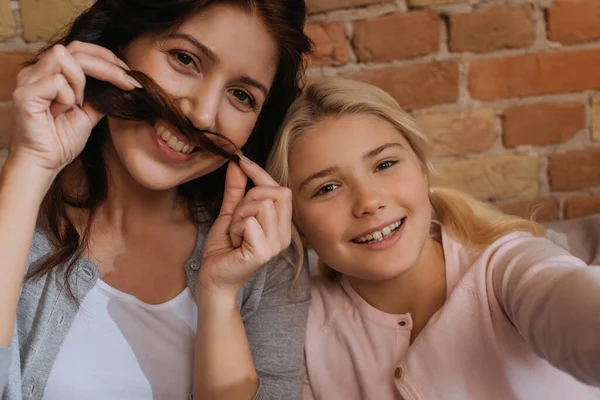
<box><xmin>42</xmin><ymin>280</ymin><xmax>197</xmax><ymax>400</ymax></box>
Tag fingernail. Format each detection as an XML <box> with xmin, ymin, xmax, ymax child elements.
<box><xmin>238</xmin><ymin>154</ymin><xmax>253</xmax><ymax>164</ymax></box>
<box><xmin>127</xmin><ymin>76</ymin><xmax>142</xmax><ymax>89</ymax></box>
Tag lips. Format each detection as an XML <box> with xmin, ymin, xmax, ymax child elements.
<box><xmin>351</xmin><ymin>217</ymin><xmax>406</xmax><ymax>244</ymax></box>
<box><xmin>153</xmin><ymin>121</ymin><xmax>196</xmax><ymax>154</ymax></box>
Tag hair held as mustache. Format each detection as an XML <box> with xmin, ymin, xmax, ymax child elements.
<box><xmin>83</xmin><ymin>69</ymin><xmax>241</xmax><ymax>162</ymax></box>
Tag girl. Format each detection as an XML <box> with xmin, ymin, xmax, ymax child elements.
<box><xmin>0</xmin><ymin>1</ymin><xmax>312</xmax><ymax>399</ymax></box>
<box><xmin>267</xmin><ymin>78</ymin><xmax>600</xmax><ymax>400</ymax></box>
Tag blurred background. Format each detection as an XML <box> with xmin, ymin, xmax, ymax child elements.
<box><xmin>0</xmin><ymin>0</ymin><xmax>599</xmax><ymax>222</ymax></box>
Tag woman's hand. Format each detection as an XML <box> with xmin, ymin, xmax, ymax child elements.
<box><xmin>198</xmin><ymin>156</ymin><xmax>293</xmax><ymax>297</ymax></box>
<box><xmin>9</xmin><ymin>41</ymin><xmax>140</xmax><ymax>174</ymax></box>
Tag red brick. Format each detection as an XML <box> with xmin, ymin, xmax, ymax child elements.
<box><xmin>549</xmin><ymin>148</ymin><xmax>600</xmax><ymax>191</ymax></box>
<box><xmin>353</xmin><ymin>11</ymin><xmax>440</xmax><ymax>62</ymax></box>
<box><xmin>565</xmin><ymin>194</ymin><xmax>600</xmax><ymax>218</ymax></box>
<box><xmin>306</xmin><ymin>0</ymin><xmax>387</xmax><ymax>13</ymax></box>
<box><xmin>0</xmin><ymin>103</ymin><xmax>11</xmax><ymax>149</ymax></box>
<box><xmin>0</xmin><ymin>52</ymin><xmax>32</xmax><ymax>101</ymax></box>
<box><xmin>305</xmin><ymin>22</ymin><xmax>351</xmax><ymax>68</ymax></box>
<box><xmin>450</xmin><ymin>6</ymin><xmax>534</xmax><ymax>53</ymax></box>
<box><xmin>548</xmin><ymin>0</ymin><xmax>600</xmax><ymax>45</ymax></box>
<box><xmin>496</xmin><ymin>197</ymin><xmax>559</xmax><ymax>222</ymax></box>
<box><xmin>470</xmin><ymin>49</ymin><xmax>600</xmax><ymax>100</ymax></box>
<box><xmin>345</xmin><ymin>63</ymin><xmax>459</xmax><ymax>110</ymax></box>
<box><xmin>415</xmin><ymin>108</ymin><xmax>496</xmax><ymax>157</ymax></box>
<box><xmin>503</xmin><ymin>102</ymin><xmax>585</xmax><ymax>147</ymax></box>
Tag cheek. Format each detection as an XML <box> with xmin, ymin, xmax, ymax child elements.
<box><xmin>220</xmin><ymin>107</ymin><xmax>259</xmax><ymax>148</ymax></box>
<box><xmin>296</xmin><ymin>205</ymin><xmax>341</xmax><ymax>248</ymax></box>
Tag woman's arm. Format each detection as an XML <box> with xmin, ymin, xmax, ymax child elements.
<box><xmin>195</xmin><ymin>253</ymin><xmax>310</xmax><ymax>400</ymax></box>
<box><xmin>0</xmin><ymin>155</ymin><xmax>54</xmax><ymax>346</ymax></box>
<box><xmin>491</xmin><ymin>235</ymin><xmax>600</xmax><ymax>386</ymax></box>
<box><xmin>193</xmin><ymin>159</ymin><xmax>299</xmax><ymax>399</ymax></box>
<box><xmin>0</xmin><ymin>41</ymin><xmax>135</xmax><ymax>347</ymax></box>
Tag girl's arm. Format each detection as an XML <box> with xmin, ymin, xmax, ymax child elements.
<box><xmin>491</xmin><ymin>235</ymin><xmax>600</xmax><ymax>386</ymax></box>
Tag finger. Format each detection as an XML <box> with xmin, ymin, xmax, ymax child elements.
<box><xmin>244</xmin><ymin>186</ymin><xmax>292</xmax><ymax>247</ymax></box>
<box><xmin>14</xmin><ymin>74</ymin><xmax>77</xmax><ymax>119</ymax></box>
<box><xmin>72</xmin><ymin>51</ymin><xmax>141</xmax><ymax>91</ymax></box>
<box><xmin>229</xmin><ymin>217</ymin><xmax>272</xmax><ymax>266</ymax></box>
<box><xmin>66</xmin><ymin>41</ymin><xmax>130</xmax><ymax>70</ymax></box>
<box><xmin>20</xmin><ymin>45</ymin><xmax>86</xmax><ymax>107</ymax></box>
<box><xmin>229</xmin><ymin>199</ymin><xmax>279</xmax><ymax>249</ymax></box>
<box><xmin>219</xmin><ymin>161</ymin><xmax>248</xmax><ymax>219</ymax></box>
<box><xmin>237</xmin><ymin>155</ymin><xmax>279</xmax><ymax>187</ymax></box>
<box><xmin>72</xmin><ymin>100</ymin><xmax>106</xmax><ymax>132</ymax></box>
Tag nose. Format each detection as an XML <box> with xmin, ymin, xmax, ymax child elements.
<box><xmin>178</xmin><ymin>80</ymin><xmax>221</xmax><ymax>132</ymax></box>
<box><xmin>351</xmin><ymin>180</ymin><xmax>386</xmax><ymax>218</ymax></box>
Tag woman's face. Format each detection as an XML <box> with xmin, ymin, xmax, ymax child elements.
<box><xmin>107</xmin><ymin>3</ymin><xmax>278</xmax><ymax>191</ymax></box>
<box><xmin>289</xmin><ymin>114</ymin><xmax>432</xmax><ymax>282</ymax></box>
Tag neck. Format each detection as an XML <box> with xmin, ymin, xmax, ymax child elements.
<box><xmin>346</xmin><ymin>235</ymin><xmax>447</xmax><ymax>322</ymax></box>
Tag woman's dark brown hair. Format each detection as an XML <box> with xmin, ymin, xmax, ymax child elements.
<box><xmin>27</xmin><ymin>0</ymin><xmax>311</xmax><ymax>297</ymax></box>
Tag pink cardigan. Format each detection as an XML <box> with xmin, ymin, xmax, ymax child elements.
<box><xmin>303</xmin><ymin>228</ymin><xmax>600</xmax><ymax>400</ymax></box>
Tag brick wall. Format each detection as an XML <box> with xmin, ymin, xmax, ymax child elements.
<box><xmin>1</xmin><ymin>0</ymin><xmax>599</xmax><ymax>221</ymax></box>
<box><xmin>305</xmin><ymin>0</ymin><xmax>600</xmax><ymax>221</ymax></box>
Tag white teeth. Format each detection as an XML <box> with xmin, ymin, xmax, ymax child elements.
<box><xmin>154</xmin><ymin>122</ymin><xmax>194</xmax><ymax>154</ymax></box>
<box><xmin>353</xmin><ymin>219</ymin><xmax>405</xmax><ymax>244</ymax></box>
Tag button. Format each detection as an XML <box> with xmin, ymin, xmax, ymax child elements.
<box><xmin>394</xmin><ymin>367</ymin><xmax>403</xmax><ymax>379</ymax></box>
<box><xmin>398</xmin><ymin>320</ymin><xmax>407</xmax><ymax>327</ymax></box>
<box><xmin>190</xmin><ymin>261</ymin><xmax>201</xmax><ymax>271</ymax></box>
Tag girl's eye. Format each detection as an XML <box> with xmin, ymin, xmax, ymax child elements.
<box><xmin>375</xmin><ymin>160</ymin><xmax>396</xmax><ymax>171</ymax></box>
<box><xmin>315</xmin><ymin>184</ymin><xmax>338</xmax><ymax>197</ymax></box>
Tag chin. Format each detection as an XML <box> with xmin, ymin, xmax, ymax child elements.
<box><xmin>122</xmin><ymin>156</ymin><xmax>201</xmax><ymax>192</ymax></box>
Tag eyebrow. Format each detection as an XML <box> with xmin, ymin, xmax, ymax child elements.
<box><xmin>164</xmin><ymin>33</ymin><xmax>269</xmax><ymax>98</ymax></box>
<box><xmin>165</xmin><ymin>33</ymin><xmax>219</xmax><ymax>63</ymax></box>
<box><xmin>297</xmin><ymin>167</ymin><xmax>339</xmax><ymax>193</ymax></box>
<box><xmin>239</xmin><ymin>76</ymin><xmax>269</xmax><ymax>99</ymax></box>
<box><xmin>365</xmin><ymin>143</ymin><xmax>405</xmax><ymax>159</ymax></box>
<box><xmin>297</xmin><ymin>142</ymin><xmax>405</xmax><ymax>193</ymax></box>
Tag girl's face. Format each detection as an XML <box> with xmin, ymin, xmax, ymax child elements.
<box><xmin>289</xmin><ymin>114</ymin><xmax>432</xmax><ymax>281</ymax></box>
<box><xmin>107</xmin><ymin>3</ymin><xmax>278</xmax><ymax>190</ymax></box>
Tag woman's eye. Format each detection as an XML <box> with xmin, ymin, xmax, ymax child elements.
<box><xmin>376</xmin><ymin>160</ymin><xmax>396</xmax><ymax>171</ymax></box>
<box><xmin>232</xmin><ymin>89</ymin><xmax>250</xmax><ymax>103</ymax></box>
<box><xmin>315</xmin><ymin>184</ymin><xmax>338</xmax><ymax>197</ymax></box>
<box><xmin>173</xmin><ymin>52</ymin><xmax>194</xmax><ymax>67</ymax></box>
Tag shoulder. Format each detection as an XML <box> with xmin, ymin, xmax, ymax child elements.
<box><xmin>484</xmin><ymin>232</ymin><xmax>583</xmax><ymax>266</ymax></box>
<box><xmin>30</xmin><ymin>230</ymin><xmax>54</xmax><ymax>259</ymax></box>
<box><xmin>444</xmin><ymin>228</ymin><xmax>584</xmax><ymax>270</ymax></box>
<box><xmin>306</xmin><ymin>277</ymin><xmax>353</xmax><ymax>335</ymax></box>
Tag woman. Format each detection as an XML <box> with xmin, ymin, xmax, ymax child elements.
<box><xmin>0</xmin><ymin>1</ymin><xmax>311</xmax><ymax>399</ymax></box>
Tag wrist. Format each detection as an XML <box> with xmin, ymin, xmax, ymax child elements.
<box><xmin>1</xmin><ymin>152</ymin><xmax>58</xmax><ymax>204</ymax></box>
<box><xmin>196</xmin><ymin>277</ymin><xmax>240</xmax><ymax>310</ymax></box>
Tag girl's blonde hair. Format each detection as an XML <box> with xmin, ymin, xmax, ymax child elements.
<box><xmin>267</xmin><ymin>78</ymin><xmax>545</xmax><ymax>280</ymax></box>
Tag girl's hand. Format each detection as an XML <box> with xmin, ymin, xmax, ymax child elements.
<box><xmin>9</xmin><ymin>41</ymin><xmax>140</xmax><ymax>174</ymax></box>
<box><xmin>198</xmin><ymin>157</ymin><xmax>293</xmax><ymax>296</ymax></box>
